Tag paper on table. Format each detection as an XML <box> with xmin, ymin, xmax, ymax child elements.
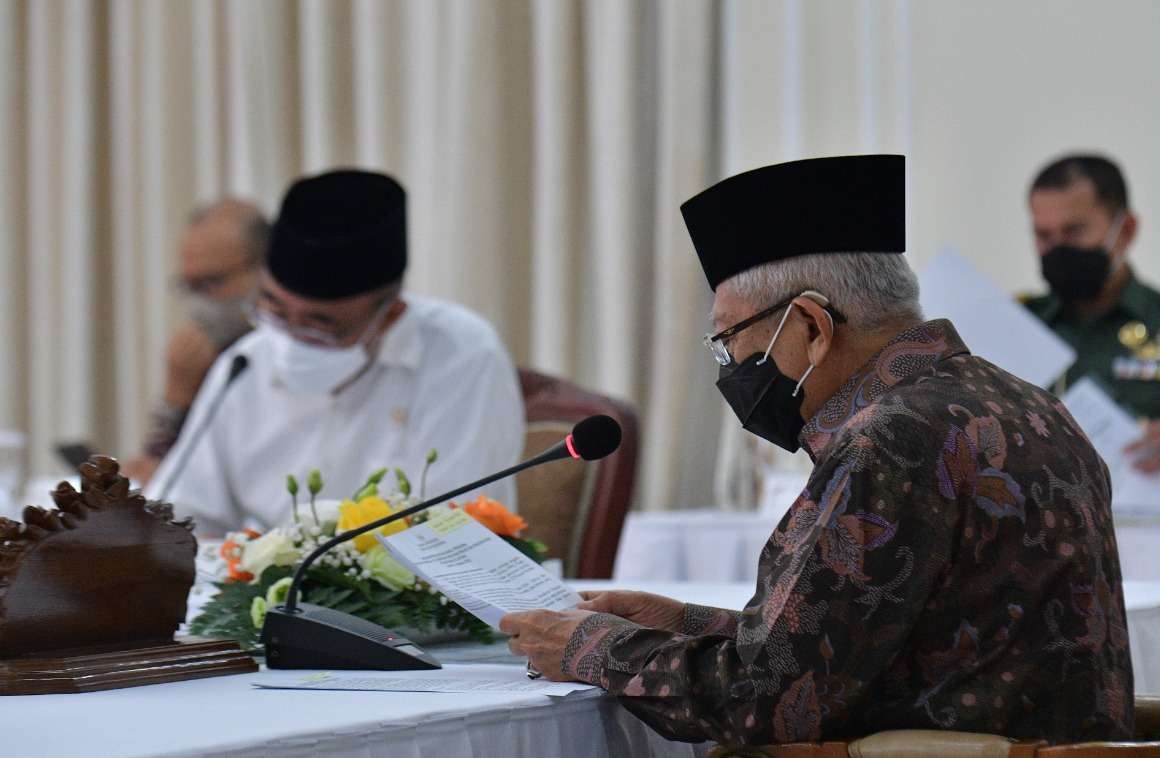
<box><xmin>380</xmin><ymin>509</ymin><xmax>581</xmax><ymax>628</ymax></box>
<box><xmin>1062</xmin><ymin>377</ymin><xmax>1159</xmax><ymax>513</ymax></box>
<box><xmin>918</xmin><ymin>249</ymin><xmax>1076</xmax><ymax>388</ymax></box>
<box><xmin>252</xmin><ymin>672</ymin><xmax>595</xmax><ymax>697</ymax></box>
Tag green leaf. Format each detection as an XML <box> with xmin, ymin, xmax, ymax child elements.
<box><xmin>352</xmin><ymin>468</ymin><xmax>388</xmax><ymax>501</ymax></box>
<box><xmin>502</xmin><ymin>536</ymin><xmax>548</xmax><ymax>563</ymax></box>
<box><xmin>394</xmin><ymin>468</ymin><xmax>412</xmax><ymax>497</ymax></box>
<box><xmin>188</xmin><ymin>557</ymin><xmax>499</xmax><ymax>649</ymax></box>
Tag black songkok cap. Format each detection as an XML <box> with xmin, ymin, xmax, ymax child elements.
<box><xmin>681</xmin><ymin>155</ymin><xmax>905</xmax><ymax>291</ymax></box>
<box><xmin>267</xmin><ymin>169</ymin><xmax>407</xmax><ymax>299</ymax></box>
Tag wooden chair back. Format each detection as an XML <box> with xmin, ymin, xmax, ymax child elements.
<box><xmin>515</xmin><ymin>368</ymin><xmax>639</xmax><ymax>578</ymax></box>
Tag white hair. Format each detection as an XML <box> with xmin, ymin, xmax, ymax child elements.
<box><xmin>727</xmin><ymin>253</ymin><xmax>923</xmax><ymax>333</ymax></box>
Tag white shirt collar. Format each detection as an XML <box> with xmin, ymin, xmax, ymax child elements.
<box><xmin>374</xmin><ymin>299</ymin><xmax>424</xmax><ymax>371</ymax></box>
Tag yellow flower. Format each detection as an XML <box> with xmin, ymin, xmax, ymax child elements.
<box><xmin>337</xmin><ymin>496</ymin><xmax>408</xmax><ymax>552</ymax></box>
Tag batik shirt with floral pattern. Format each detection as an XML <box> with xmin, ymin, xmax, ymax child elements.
<box><xmin>563</xmin><ymin>320</ymin><xmax>1133</xmax><ymax>746</ymax></box>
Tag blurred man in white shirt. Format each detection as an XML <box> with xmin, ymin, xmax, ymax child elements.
<box><xmin>145</xmin><ymin>170</ymin><xmax>524</xmax><ymax>534</ymax></box>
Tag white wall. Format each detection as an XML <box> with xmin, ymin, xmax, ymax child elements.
<box><xmin>907</xmin><ymin>0</ymin><xmax>1160</xmax><ymax>290</ymax></box>
<box><xmin>732</xmin><ymin>0</ymin><xmax>1160</xmax><ymax>291</ymax></box>
<box><xmin>714</xmin><ymin>0</ymin><xmax>1160</xmax><ymax>488</ymax></box>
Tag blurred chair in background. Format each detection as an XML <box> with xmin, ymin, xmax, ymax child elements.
<box><xmin>515</xmin><ymin>368</ymin><xmax>639</xmax><ymax>579</ymax></box>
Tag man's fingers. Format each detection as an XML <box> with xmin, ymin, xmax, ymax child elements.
<box><xmin>499</xmin><ymin>612</ymin><xmax>529</xmax><ymax>636</ymax></box>
<box><xmin>577</xmin><ymin>590</ymin><xmax>626</xmax><ymax>611</ymax></box>
<box><xmin>499</xmin><ymin>609</ymin><xmax>556</xmax><ymax>636</ymax></box>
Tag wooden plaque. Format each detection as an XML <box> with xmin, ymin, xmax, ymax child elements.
<box><xmin>0</xmin><ymin>456</ymin><xmax>256</xmax><ymax>694</ymax></box>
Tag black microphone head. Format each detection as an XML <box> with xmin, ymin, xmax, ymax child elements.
<box><xmin>227</xmin><ymin>354</ymin><xmax>250</xmax><ymax>382</ymax></box>
<box><xmin>570</xmin><ymin>415</ymin><xmax>622</xmax><ymax>461</ymax></box>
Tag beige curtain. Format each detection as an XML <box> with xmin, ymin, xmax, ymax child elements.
<box><xmin>0</xmin><ymin>0</ymin><xmax>917</xmax><ymax>512</ymax></box>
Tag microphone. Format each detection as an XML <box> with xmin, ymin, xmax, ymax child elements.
<box><xmin>154</xmin><ymin>354</ymin><xmax>249</xmax><ymax>503</ymax></box>
<box><xmin>262</xmin><ymin>414</ymin><xmax>622</xmax><ymax>670</ymax></box>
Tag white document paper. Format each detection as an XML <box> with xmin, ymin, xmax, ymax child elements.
<box><xmin>1062</xmin><ymin>377</ymin><xmax>1159</xmax><ymax>513</ymax></box>
<box><xmin>918</xmin><ymin>249</ymin><xmax>1076</xmax><ymax>388</ymax></box>
<box><xmin>252</xmin><ymin>664</ymin><xmax>596</xmax><ymax>697</ymax></box>
<box><xmin>254</xmin><ymin>675</ymin><xmax>593</xmax><ymax>697</ymax></box>
<box><xmin>379</xmin><ymin>509</ymin><xmax>581</xmax><ymax>628</ymax></box>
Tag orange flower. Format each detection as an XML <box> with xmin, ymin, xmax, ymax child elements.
<box><xmin>221</xmin><ymin>529</ymin><xmax>260</xmax><ymax>583</ymax></box>
<box><xmin>220</xmin><ymin>529</ymin><xmax>260</xmax><ymax>561</ymax></box>
<box><xmin>463</xmin><ymin>495</ymin><xmax>526</xmax><ymax>537</ymax></box>
<box><xmin>227</xmin><ymin>562</ymin><xmax>254</xmax><ymax>583</ymax></box>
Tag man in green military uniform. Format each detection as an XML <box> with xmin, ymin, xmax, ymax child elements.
<box><xmin>1023</xmin><ymin>154</ymin><xmax>1160</xmax><ymax>472</ymax></box>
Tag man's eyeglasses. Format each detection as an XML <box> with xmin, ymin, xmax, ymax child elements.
<box><xmin>173</xmin><ymin>266</ymin><xmax>253</xmax><ymax>297</ymax></box>
<box><xmin>703</xmin><ymin>293</ymin><xmax>845</xmax><ymax>366</ymax></box>
<box><xmin>244</xmin><ymin>297</ymin><xmax>392</xmax><ymax>348</ymax></box>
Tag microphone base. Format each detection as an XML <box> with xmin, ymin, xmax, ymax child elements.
<box><xmin>262</xmin><ymin>603</ymin><xmax>441</xmax><ymax>671</ymax></box>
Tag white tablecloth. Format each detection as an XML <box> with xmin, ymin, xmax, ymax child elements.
<box><xmin>2</xmin><ymin>581</ymin><xmax>748</xmax><ymax>758</ymax></box>
<box><xmin>1126</xmin><ymin>580</ymin><xmax>1160</xmax><ymax>695</ymax></box>
<box><xmin>615</xmin><ymin>509</ymin><xmax>1160</xmax><ymax>583</ymax></box>
<box><xmin>0</xmin><ymin>667</ymin><xmax>706</xmax><ymax>758</ymax></box>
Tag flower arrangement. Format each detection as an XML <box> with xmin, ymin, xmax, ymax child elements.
<box><xmin>188</xmin><ymin>452</ymin><xmax>546</xmax><ymax>650</ymax></box>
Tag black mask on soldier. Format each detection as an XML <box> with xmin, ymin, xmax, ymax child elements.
<box><xmin>1040</xmin><ymin>213</ymin><xmax>1126</xmax><ymax>302</ymax></box>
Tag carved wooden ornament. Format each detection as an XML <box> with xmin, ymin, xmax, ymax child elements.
<box><xmin>0</xmin><ymin>456</ymin><xmax>256</xmax><ymax>694</ymax></box>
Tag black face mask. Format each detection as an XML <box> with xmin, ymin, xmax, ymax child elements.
<box><xmin>716</xmin><ymin>352</ymin><xmax>807</xmax><ymax>453</ymax></box>
<box><xmin>1040</xmin><ymin>245</ymin><xmax>1111</xmax><ymax>302</ymax></box>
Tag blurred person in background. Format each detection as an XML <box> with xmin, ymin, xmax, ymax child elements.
<box><xmin>1022</xmin><ymin>154</ymin><xmax>1160</xmax><ymax>472</ymax></box>
<box><xmin>144</xmin><ymin>169</ymin><xmax>523</xmax><ymax>534</ymax></box>
<box><xmin>123</xmin><ymin>200</ymin><xmax>268</xmax><ymax>484</ymax></box>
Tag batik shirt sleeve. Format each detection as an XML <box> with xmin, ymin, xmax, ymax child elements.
<box><xmin>561</xmin><ymin>437</ymin><xmax>955</xmax><ymax>746</ymax></box>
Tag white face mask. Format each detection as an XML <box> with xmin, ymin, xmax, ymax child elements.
<box><xmin>189</xmin><ymin>294</ymin><xmax>253</xmax><ymax>348</ymax></box>
<box><xmin>264</xmin><ymin>298</ymin><xmax>393</xmax><ymax>394</ymax></box>
<box><xmin>264</xmin><ymin>326</ymin><xmax>371</xmax><ymax>394</ymax></box>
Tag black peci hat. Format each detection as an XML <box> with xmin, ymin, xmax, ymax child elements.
<box><xmin>681</xmin><ymin>155</ymin><xmax>906</xmax><ymax>291</ymax></box>
<box><xmin>267</xmin><ymin>169</ymin><xmax>407</xmax><ymax>299</ymax></box>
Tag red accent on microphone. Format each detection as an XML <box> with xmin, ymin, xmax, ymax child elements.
<box><xmin>565</xmin><ymin>434</ymin><xmax>579</xmax><ymax>459</ymax></box>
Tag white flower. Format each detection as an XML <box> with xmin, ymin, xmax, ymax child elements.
<box><xmin>294</xmin><ymin>498</ymin><xmax>343</xmax><ymax>529</ymax></box>
<box><xmin>240</xmin><ymin>529</ymin><xmax>300</xmax><ymax>580</ymax></box>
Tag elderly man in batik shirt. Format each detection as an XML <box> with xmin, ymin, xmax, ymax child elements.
<box><xmin>501</xmin><ymin>156</ymin><xmax>1133</xmax><ymax>746</ymax></box>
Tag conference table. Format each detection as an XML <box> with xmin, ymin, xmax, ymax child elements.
<box><xmin>4</xmin><ymin>582</ymin><xmax>1159</xmax><ymax>757</ymax></box>
<box><xmin>0</xmin><ymin>581</ymin><xmax>741</xmax><ymax>758</ymax></box>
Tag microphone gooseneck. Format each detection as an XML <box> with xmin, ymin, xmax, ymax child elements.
<box><xmin>280</xmin><ymin>414</ymin><xmax>622</xmax><ymax>613</ymax></box>
<box><xmin>155</xmin><ymin>354</ymin><xmax>250</xmax><ymax>503</ymax></box>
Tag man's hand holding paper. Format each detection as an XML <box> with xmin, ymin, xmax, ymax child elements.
<box><xmin>378</xmin><ymin>507</ymin><xmax>582</xmax><ymax>629</ymax></box>
<box><xmin>1125</xmin><ymin>419</ymin><xmax>1160</xmax><ymax>473</ymax></box>
<box><xmin>499</xmin><ymin>609</ymin><xmax>594</xmax><ymax>681</ymax></box>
